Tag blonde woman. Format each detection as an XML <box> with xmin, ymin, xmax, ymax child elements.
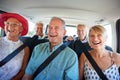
<box><xmin>79</xmin><ymin>25</ymin><xmax>120</xmax><ymax>80</ymax></box>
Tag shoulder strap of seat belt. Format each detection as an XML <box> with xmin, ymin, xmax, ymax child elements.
<box><xmin>33</xmin><ymin>41</ymin><xmax>71</xmax><ymax>79</ymax></box>
<box><xmin>0</xmin><ymin>44</ymin><xmax>26</xmax><ymax>67</ymax></box>
<box><xmin>81</xmin><ymin>42</ymin><xmax>108</xmax><ymax>80</ymax></box>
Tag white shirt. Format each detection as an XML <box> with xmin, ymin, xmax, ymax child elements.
<box><xmin>0</xmin><ymin>37</ymin><xmax>24</xmax><ymax>80</ymax></box>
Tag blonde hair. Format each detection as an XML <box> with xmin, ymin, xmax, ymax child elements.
<box><xmin>89</xmin><ymin>25</ymin><xmax>107</xmax><ymax>41</ymax></box>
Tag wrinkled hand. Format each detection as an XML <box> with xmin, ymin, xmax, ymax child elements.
<box><xmin>67</xmin><ymin>36</ymin><xmax>74</xmax><ymax>41</ymax></box>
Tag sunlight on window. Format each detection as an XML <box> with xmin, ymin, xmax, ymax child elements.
<box><xmin>27</xmin><ymin>20</ymin><xmax>112</xmax><ymax>48</ymax></box>
<box><xmin>65</xmin><ymin>24</ymin><xmax>112</xmax><ymax>48</ymax></box>
<box><xmin>27</xmin><ymin>21</ymin><xmax>35</xmax><ymax>36</ymax></box>
<box><xmin>103</xmin><ymin>24</ymin><xmax>112</xmax><ymax>47</ymax></box>
<box><xmin>65</xmin><ymin>26</ymin><xmax>77</xmax><ymax>37</ymax></box>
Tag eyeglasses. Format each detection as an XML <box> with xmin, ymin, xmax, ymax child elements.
<box><xmin>4</xmin><ymin>21</ymin><xmax>22</xmax><ymax>27</ymax></box>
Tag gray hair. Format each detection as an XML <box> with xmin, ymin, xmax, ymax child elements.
<box><xmin>50</xmin><ymin>17</ymin><xmax>65</xmax><ymax>29</ymax></box>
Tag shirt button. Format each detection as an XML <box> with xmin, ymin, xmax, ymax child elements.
<box><xmin>43</xmin><ymin>71</ymin><xmax>46</xmax><ymax>74</ymax></box>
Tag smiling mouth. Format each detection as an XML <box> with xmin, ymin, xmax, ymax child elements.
<box><xmin>50</xmin><ymin>35</ymin><xmax>57</xmax><ymax>37</ymax></box>
<box><xmin>93</xmin><ymin>42</ymin><xmax>101</xmax><ymax>45</ymax></box>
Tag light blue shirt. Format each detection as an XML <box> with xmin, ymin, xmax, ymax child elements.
<box><xmin>25</xmin><ymin>42</ymin><xmax>79</xmax><ymax>80</ymax></box>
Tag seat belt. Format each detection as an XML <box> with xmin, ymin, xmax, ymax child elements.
<box><xmin>0</xmin><ymin>44</ymin><xmax>26</xmax><ymax>67</ymax></box>
<box><xmin>33</xmin><ymin>41</ymin><xmax>71</xmax><ymax>79</ymax></box>
<box><xmin>82</xmin><ymin>43</ymin><xmax>108</xmax><ymax>80</ymax></box>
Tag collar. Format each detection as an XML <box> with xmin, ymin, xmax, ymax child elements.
<box><xmin>4</xmin><ymin>37</ymin><xmax>21</xmax><ymax>43</ymax></box>
<box><xmin>77</xmin><ymin>37</ymin><xmax>88</xmax><ymax>43</ymax></box>
<box><xmin>49</xmin><ymin>42</ymin><xmax>63</xmax><ymax>52</ymax></box>
<box><xmin>81</xmin><ymin>37</ymin><xmax>88</xmax><ymax>43</ymax></box>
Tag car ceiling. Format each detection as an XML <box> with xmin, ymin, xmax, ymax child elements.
<box><xmin>0</xmin><ymin>0</ymin><xmax>120</xmax><ymax>26</ymax></box>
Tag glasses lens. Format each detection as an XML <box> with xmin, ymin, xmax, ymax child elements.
<box><xmin>4</xmin><ymin>21</ymin><xmax>22</xmax><ymax>27</ymax></box>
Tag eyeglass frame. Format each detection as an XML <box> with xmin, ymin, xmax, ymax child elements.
<box><xmin>4</xmin><ymin>21</ymin><xmax>22</xmax><ymax>27</ymax></box>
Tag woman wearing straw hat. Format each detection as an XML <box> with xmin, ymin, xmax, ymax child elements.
<box><xmin>0</xmin><ymin>12</ymin><xmax>30</xmax><ymax>80</ymax></box>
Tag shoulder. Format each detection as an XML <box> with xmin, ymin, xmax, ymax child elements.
<box><xmin>32</xmin><ymin>42</ymin><xmax>49</xmax><ymax>54</ymax></box>
<box><xmin>24</xmin><ymin>46</ymin><xmax>30</xmax><ymax>52</ymax></box>
<box><xmin>79</xmin><ymin>52</ymin><xmax>86</xmax><ymax>61</ymax></box>
<box><xmin>112</xmin><ymin>52</ymin><xmax>120</xmax><ymax>58</ymax></box>
<box><xmin>65</xmin><ymin>47</ymin><xmax>76</xmax><ymax>54</ymax></box>
<box><xmin>23</xmin><ymin>46</ymin><xmax>30</xmax><ymax>58</ymax></box>
<box><xmin>35</xmin><ymin>42</ymin><xmax>48</xmax><ymax>49</ymax></box>
<box><xmin>64</xmin><ymin>47</ymin><xmax>78</xmax><ymax>58</ymax></box>
<box><xmin>112</xmin><ymin>52</ymin><xmax>120</xmax><ymax>67</ymax></box>
<box><xmin>79</xmin><ymin>52</ymin><xmax>86</xmax><ymax>70</ymax></box>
